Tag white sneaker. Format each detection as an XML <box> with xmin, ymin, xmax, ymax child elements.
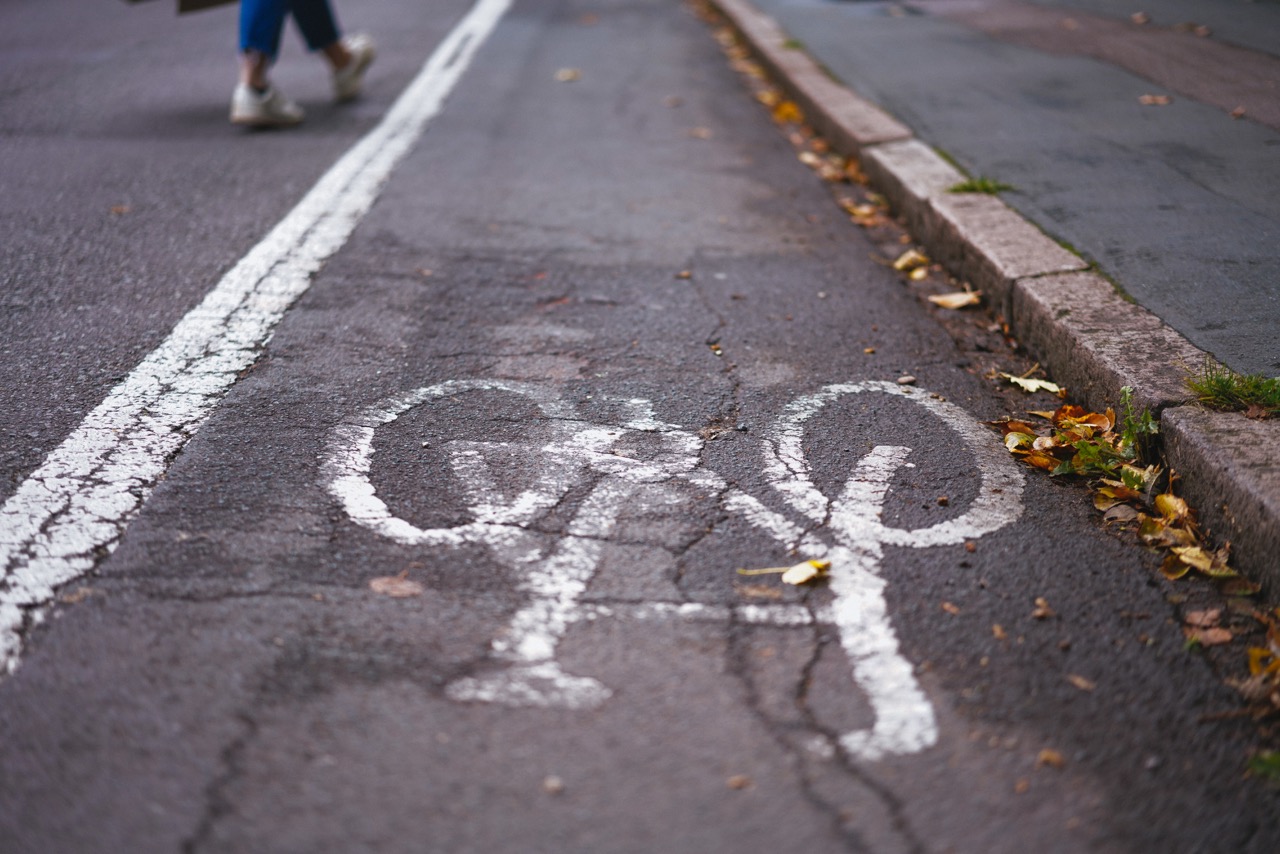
<box><xmin>230</xmin><ymin>83</ymin><xmax>304</xmax><ymax>128</ymax></box>
<box><xmin>333</xmin><ymin>33</ymin><xmax>376</xmax><ymax>102</ymax></box>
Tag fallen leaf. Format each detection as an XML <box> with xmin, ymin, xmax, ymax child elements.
<box><xmin>897</xmin><ymin>375</ymin><xmax>917</xmax><ymax>386</ymax></box>
<box><xmin>1185</xmin><ymin>609</ymin><xmax>1221</xmax><ymax>628</ymax></box>
<box><xmin>1138</xmin><ymin>94</ymin><xmax>1172</xmax><ymax>106</ymax></box>
<box><xmin>109</xmin><ymin>205</ymin><xmax>131</xmax><ymax>215</ymax></box>
<box><xmin>928</xmin><ymin>291</ymin><xmax>982</xmax><ymax>309</ymax></box>
<box><xmin>1032</xmin><ymin>597</ymin><xmax>1055</xmax><ymax>620</ymax></box>
<box><xmin>782</xmin><ymin>559</ymin><xmax>830</xmax><ymax>585</ymax></box>
<box><xmin>726</xmin><ymin>774</ymin><xmax>753</xmax><ymax>790</ymax></box>
<box><xmin>892</xmin><ymin>249</ymin><xmax>930</xmax><ymax>272</ymax></box>
<box><xmin>1230</xmin><ymin>106</ymin><xmax>1247</xmax><ymax>120</ymax></box>
<box><xmin>1014</xmin><ymin>778</ymin><xmax>1031</xmax><ymax>794</ymax></box>
<box><xmin>1103</xmin><ymin>504</ymin><xmax>1140</xmax><ymax>524</ymax></box>
<box><xmin>1066</xmin><ymin>674</ymin><xmax>1096</xmax><ymax>692</ymax></box>
<box><xmin>1221</xmin><ymin>577</ymin><xmax>1262</xmax><ymax>597</ymax></box>
<box><xmin>675</xmin><ymin>270</ymin><xmax>693</xmax><ymax>280</ymax></box>
<box><xmin>993</xmin><ymin>624</ymin><xmax>1007</xmax><ymax>640</ymax></box>
<box><xmin>59</xmin><ymin>587</ymin><xmax>94</xmax><ymax>604</ymax></box>
<box><xmin>1154</xmin><ymin>493</ymin><xmax>1191</xmax><ymax>523</ymax></box>
<box><xmin>941</xmin><ymin>601</ymin><xmax>961</xmax><ymax>615</ymax></box>
<box><xmin>554</xmin><ymin>68</ymin><xmax>582</xmax><ymax>82</ymax></box>
<box><xmin>1184</xmin><ymin>626</ymin><xmax>1233</xmax><ymax>646</ymax></box>
<box><xmin>543</xmin><ymin>775</ymin><xmax>566</xmax><ymax>795</ymax></box>
<box><xmin>1000</xmin><ymin>373</ymin><xmax>1064</xmax><ymax>395</ymax></box>
<box><xmin>1160</xmin><ymin>552</ymin><xmax>1192</xmax><ymax>580</ymax></box>
<box><xmin>1131</xmin><ymin>11</ymin><xmax>1150</xmax><ymax>25</ymax></box>
<box><xmin>737</xmin><ymin>559</ymin><xmax>830</xmax><ymax>586</ymax></box>
<box><xmin>369</xmin><ymin>571</ymin><xmax>424</xmax><ymax>598</ymax></box>
<box><xmin>1036</xmin><ymin>748</ymin><xmax>1066</xmax><ymax>769</ymax></box>
<box><xmin>772</xmin><ymin>100</ymin><xmax>804</xmax><ymax>124</ymax></box>
<box><xmin>689</xmin><ymin>126</ymin><xmax>713</xmax><ymax>139</ymax></box>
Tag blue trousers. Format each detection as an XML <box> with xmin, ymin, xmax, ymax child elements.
<box><xmin>240</xmin><ymin>0</ymin><xmax>341</xmax><ymax>59</ymax></box>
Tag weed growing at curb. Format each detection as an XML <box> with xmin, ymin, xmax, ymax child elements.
<box><xmin>948</xmin><ymin>176</ymin><xmax>1013</xmax><ymax>195</ymax></box>
<box><xmin>1187</xmin><ymin>360</ymin><xmax>1280</xmax><ymax>419</ymax></box>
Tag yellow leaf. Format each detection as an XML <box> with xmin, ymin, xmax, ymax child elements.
<box><xmin>909</xmin><ymin>267</ymin><xmax>929</xmax><ymax>281</ymax></box>
<box><xmin>927</xmin><ymin>291</ymin><xmax>981</xmax><ymax>309</ymax></box>
<box><xmin>1249</xmin><ymin>647</ymin><xmax>1276</xmax><ymax>677</ymax></box>
<box><xmin>755</xmin><ymin>89</ymin><xmax>781</xmax><ymax>107</ymax></box>
<box><xmin>1024</xmin><ymin>451</ymin><xmax>1059</xmax><ymax>471</ymax></box>
<box><xmin>1154</xmin><ymin>493</ymin><xmax>1191</xmax><ymax>523</ymax></box>
<box><xmin>554</xmin><ymin>68</ymin><xmax>582</xmax><ymax>82</ymax></box>
<box><xmin>1138</xmin><ymin>94</ymin><xmax>1172</xmax><ymax>106</ymax></box>
<box><xmin>941</xmin><ymin>601</ymin><xmax>961</xmax><ymax>615</ymax></box>
<box><xmin>782</xmin><ymin>559</ymin><xmax>831</xmax><ymax>585</ymax></box>
<box><xmin>1160</xmin><ymin>552</ymin><xmax>1191</xmax><ymax>580</ymax></box>
<box><xmin>1036</xmin><ymin>748</ymin><xmax>1066</xmax><ymax>769</ymax></box>
<box><xmin>1171</xmin><ymin>546</ymin><xmax>1214</xmax><ymax>573</ymax></box>
<box><xmin>1004</xmin><ymin>432</ymin><xmax>1035</xmax><ymax>452</ymax></box>
<box><xmin>892</xmin><ymin>249</ymin><xmax>930</xmax><ymax>271</ymax></box>
<box><xmin>772</xmin><ymin>100</ymin><xmax>804</xmax><ymax>124</ymax></box>
<box><xmin>737</xmin><ymin>559</ymin><xmax>830</xmax><ymax>585</ymax></box>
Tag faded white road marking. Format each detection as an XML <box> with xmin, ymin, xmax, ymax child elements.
<box><xmin>728</xmin><ymin>381</ymin><xmax>1024</xmax><ymax>761</ymax></box>
<box><xmin>324</xmin><ymin>381</ymin><xmax>723</xmax><ymax>708</ymax></box>
<box><xmin>327</xmin><ymin>378</ymin><xmax>1022</xmax><ymax>748</ymax></box>
<box><xmin>0</xmin><ymin>0</ymin><xmax>513</xmax><ymax>675</ymax></box>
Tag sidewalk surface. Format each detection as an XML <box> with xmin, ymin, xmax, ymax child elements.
<box><xmin>710</xmin><ymin>0</ymin><xmax>1280</xmax><ymax>588</ymax></box>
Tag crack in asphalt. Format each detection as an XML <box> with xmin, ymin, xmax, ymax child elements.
<box><xmin>181</xmin><ymin>708</ymin><xmax>259</xmax><ymax>854</ymax></box>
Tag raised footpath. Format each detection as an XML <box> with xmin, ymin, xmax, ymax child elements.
<box><xmin>706</xmin><ymin>0</ymin><xmax>1280</xmax><ymax>590</ymax></box>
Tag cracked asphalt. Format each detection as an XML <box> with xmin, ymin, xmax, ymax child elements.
<box><xmin>1</xmin><ymin>0</ymin><xmax>1277</xmax><ymax>851</ymax></box>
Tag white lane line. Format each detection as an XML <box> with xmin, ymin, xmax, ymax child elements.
<box><xmin>0</xmin><ymin>0</ymin><xmax>514</xmax><ymax>675</ymax></box>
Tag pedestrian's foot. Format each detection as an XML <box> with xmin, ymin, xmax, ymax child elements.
<box><xmin>230</xmin><ymin>83</ymin><xmax>304</xmax><ymax>128</ymax></box>
<box><xmin>333</xmin><ymin>33</ymin><xmax>376</xmax><ymax>102</ymax></box>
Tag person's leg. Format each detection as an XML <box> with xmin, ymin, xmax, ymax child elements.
<box><xmin>288</xmin><ymin>0</ymin><xmax>376</xmax><ymax>101</ymax></box>
<box><xmin>289</xmin><ymin>0</ymin><xmax>343</xmax><ymax>55</ymax></box>
<box><xmin>232</xmin><ymin>0</ymin><xmax>303</xmax><ymax>126</ymax></box>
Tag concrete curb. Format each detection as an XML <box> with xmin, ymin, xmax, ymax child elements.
<box><xmin>708</xmin><ymin>0</ymin><xmax>1280</xmax><ymax>592</ymax></box>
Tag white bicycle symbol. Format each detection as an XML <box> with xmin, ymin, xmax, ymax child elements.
<box><xmin>323</xmin><ymin>379</ymin><xmax>1023</xmax><ymax>761</ymax></box>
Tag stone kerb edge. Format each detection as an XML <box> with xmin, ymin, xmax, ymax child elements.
<box><xmin>1011</xmin><ymin>272</ymin><xmax>1206</xmax><ymax>416</ymax></box>
<box><xmin>709</xmin><ymin>0</ymin><xmax>911</xmax><ymax>151</ymax></box>
<box><xmin>1163</xmin><ymin>408</ymin><xmax>1280</xmax><ymax>590</ymax></box>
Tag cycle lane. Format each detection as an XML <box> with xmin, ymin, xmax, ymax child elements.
<box><xmin>1</xmin><ymin>0</ymin><xmax>1276</xmax><ymax>851</ymax></box>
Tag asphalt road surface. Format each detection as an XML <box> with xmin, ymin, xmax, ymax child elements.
<box><xmin>1</xmin><ymin>1</ymin><xmax>1276</xmax><ymax>851</ymax></box>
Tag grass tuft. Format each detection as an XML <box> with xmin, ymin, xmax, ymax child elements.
<box><xmin>948</xmin><ymin>176</ymin><xmax>1013</xmax><ymax>194</ymax></box>
<box><xmin>1186</xmin><ymin>361</ymin><xmax>1280</xmax><ymax>417</ymax></box>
